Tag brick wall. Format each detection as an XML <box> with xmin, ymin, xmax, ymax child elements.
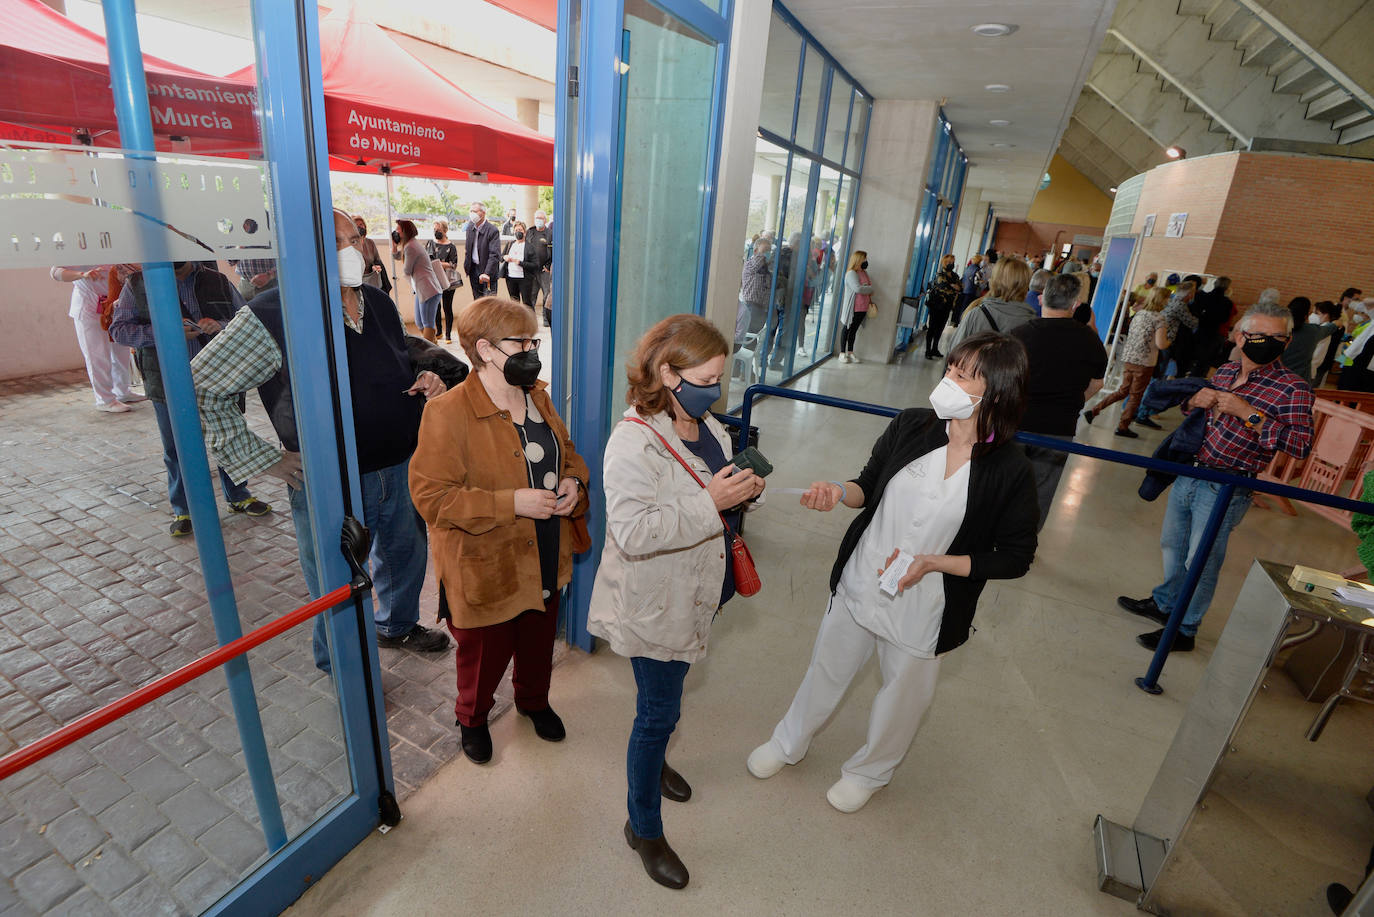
<box><xmin>1127</xmin><ymin>152</ymin><xmax>1374</xmax><ymax>309</ymax></box>
<box><xmin>1214</xmin><ymin>153</ymin><xmax>1374</xmax><ymax>307</ymax></box>
<box><xmin>1129</xmin><ymin>153</ymin><xmax>1237</xmax><ymax>290</ymax></box>
<box><xmin>992</xmin><ymin>219</ymin><xmax>1103</xmax><ymax>263</ymax></box>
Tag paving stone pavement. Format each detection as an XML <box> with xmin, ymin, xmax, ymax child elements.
<box><xmin>0</xmin><ymin>371</ymin><xmax>559</xmax><ymax>916</ymax></box>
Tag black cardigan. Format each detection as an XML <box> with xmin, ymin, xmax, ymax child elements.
<box><xmin>830</xmin><ymin>408</ymin><xmax>1039</xmax><ymax>655</ymax></box>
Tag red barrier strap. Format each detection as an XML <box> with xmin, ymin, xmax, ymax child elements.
<box><xmin>0</xmin><ymin>584</ymin><xmax>357</xmax><ymax>782</ymax></box>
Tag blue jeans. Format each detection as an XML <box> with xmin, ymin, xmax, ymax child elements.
<box><xmin>294</xmin><ymin>460</ymin><xmax>428</xmax><ymax>672</ymax></box>
<box><xmin>627</xmin><ymin>658</ymin><xmax>689</xmax><ymax>839</ymax></box>
<box><xmin>1151</xmin><ymin>477</ymin><xmax>1252</xmax><ymax>637</ymax></box>
<box><xmin>152</xmin><ymin>399</ymin><xmax>250</xmax><ymax>516</ymax></box>
<box><xmin>414</xmin><ymin>292</ymin><xmax>441</xmax><ymax>331</ymax></box>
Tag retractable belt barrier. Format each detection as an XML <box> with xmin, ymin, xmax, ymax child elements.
<box><xmin>734</xmin><ymin>383</ymin><xmax>1374</xmax><ymax>694</ymax></box>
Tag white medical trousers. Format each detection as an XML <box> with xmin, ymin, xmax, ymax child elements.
<box><xmin>768</xmin><ymin>590</ymin><xmax>941</xmax><ymax>789</ymax></box>
<box><xmin>73</xmin><ymin>310</ymin><xmax>133</xmax><ymax>406</ymax></box>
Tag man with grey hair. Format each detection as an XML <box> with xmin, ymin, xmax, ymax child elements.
<box><xmin>464</xmin><ymin>201</ymin><xmax>502</xmax><ymax>297</ymax></box>
<box><xmin>1010</xmin><ymin>272</ymin><xmax>1107</xmax><ymax>529</ymax></box>
<box><xmin>1118</xmin><ymin>300</ymin><xmax>1313</xmax><ymax>653</ymax></box>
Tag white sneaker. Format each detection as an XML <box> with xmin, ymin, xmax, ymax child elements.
<box><xmin>747</xmin><ymin>742</ymin><xmax>788</xmax><ymax>779</ymax></box>
<box><xmin>97</xmin><ymin>401</ymin><xmax>131</xmax><ymax>413</ymax></box>
<box><xmin>826</xmin><ymin>777</ymin><xmax>878</xmax><ymax>813</ymax></box>
<box><xmin>849</xmin><ymin>353</ymin><xmax>862</xmax><ymax>364</ymax></box>
<box><xmin>839</xmin><ymin>353</ymin><xmax>852</xmax><ymax>364</ymax></box>
<box><xmin>119</xmin><ymin>392</ymin><xmax>148</xmax><ymax>403</ymax></box>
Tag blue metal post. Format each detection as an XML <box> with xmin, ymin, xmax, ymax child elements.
<box><xmin>101</xmin><ymin>0</ymin><xmax>287</xmax><ymax>850</ymax></box>
<box><xmin>1135</xmin><ymin>483</ymin><xmax>1236</xmax><ymax>695</ymax></box>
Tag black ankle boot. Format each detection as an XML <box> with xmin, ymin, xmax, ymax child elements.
<box><xmin>457</xmin><ymin>721</ymin><xmax>492</xmax><ymax>764</ymax></box>
<box><xmin>624</xmin><ymin>820</ymin><xmax>688</xmax><ymax>889</ymax></box>
<box><xmin>660</xmin><ymin>762</ymin><xmax>692</xmax><ymax>802</ymax></box>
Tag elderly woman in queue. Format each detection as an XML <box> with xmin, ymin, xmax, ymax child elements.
<box><xmin>747</xmin><ymin>332</ymin><xmax>1038</xmax><ymax>813</ymax></box>
<box><xmin>409</xmin><ymin>297</ymin><xmax>590</xmax><ymax>765</ymax></box>
<box><xmin>394</xmin><ymin>219</ymin><xmax>444</xmax><ymax>343</ymax></box>
<box><xmin>589</xmin><ymin>314</ymin><xmax>766</xmax><ymax>891</ymax></box>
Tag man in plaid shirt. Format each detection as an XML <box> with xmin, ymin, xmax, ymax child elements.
<box><xmin>193</xmin><ymin>211</ymin><xmax>451</xmax><ymax>671</ymax></box>
<box><xmin>1118</xmin><ymin>300</ymin><xmax>1314</xmax><ymax>653</ymax></box>
<box><xmin>230</xmin><ymin>258</ymin><xmax>277</xmax><ymax>302</ymax></box>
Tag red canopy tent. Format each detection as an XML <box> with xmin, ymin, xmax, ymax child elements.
<box><xmin>0</xmin><ymin>0</ymin><xmax>554</xmax><ymax>185</ymax></box>
<box><xmin>232</xmin><ymin>7</ymin><xmax>554</xmax><ymax>186</ymax></box>
<box><xmin>0</xmin><ymin>0</ymin><xmax>260</xmax><ymax>154</ymax></box>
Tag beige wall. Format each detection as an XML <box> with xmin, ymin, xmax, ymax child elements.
<box><xmin>0</xmin><ymin>268</ymin><xmax>86</xmax><ymax>381</ymax></box>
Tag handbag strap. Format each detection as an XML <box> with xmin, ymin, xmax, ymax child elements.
<box><xmin>625</xmin><ymin>417</ymin><xmax>736</xmax><ymax>537</ymax></box>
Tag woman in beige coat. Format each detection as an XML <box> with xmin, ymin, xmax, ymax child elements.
<box><xmin>589</xmin><ymin>314</ymin><xmax>765</xmax><ymax>891</ymax></box>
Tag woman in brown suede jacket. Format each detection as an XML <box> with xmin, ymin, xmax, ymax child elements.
<box><xmin>409</xmin><ymin>296</ymin><xmax>589</xmax><ymax>766</ymax></box>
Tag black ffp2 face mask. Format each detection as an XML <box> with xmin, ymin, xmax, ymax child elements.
<box><xmin>1241</xmin><ymin>335</ymin><xmax>1286</xmax><ymax>365</ymax></box>
<box><xmin>501</xmin><ymin>349</ymin><xmax>541</xmax><ymax>389</ymax></box>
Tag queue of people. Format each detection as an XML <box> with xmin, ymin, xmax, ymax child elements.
<box><xmin>48</xmin><ymin>219</ymin><xmax>1351</xmax><ymax>896</ymax></box>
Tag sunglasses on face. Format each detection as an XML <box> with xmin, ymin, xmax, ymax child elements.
<box><xmin>1240</xmin><ymin>331</ymin><xmax>1291</xmax><ymax>344</ymax></box>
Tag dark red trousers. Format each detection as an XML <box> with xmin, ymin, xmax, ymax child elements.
<box><xmin>446</xmin><ymin>596</ymin><xmax>558</xmax><ymax>727</ymax></box>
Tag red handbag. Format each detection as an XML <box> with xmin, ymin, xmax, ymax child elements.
<box><xmin>626</xmin><ymin>418</ymin><xmax>761</xmax><ymax>597</ymax></box>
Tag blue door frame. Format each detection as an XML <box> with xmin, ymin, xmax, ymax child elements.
<box><xmin>99</xmin><ymin>1</ymin><xmax>395</xmax><ymax>912</ymax></box>
<box><xmin>561</xmin><ymin>0</ymin><xmax>734</xmax><ymax>651</ymax></box>
<box><xmin>900</xmin><ymin>113</ymin><xmax>966</xmax><ymax>349</ymax></box>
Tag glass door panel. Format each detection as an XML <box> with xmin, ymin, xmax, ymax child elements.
<box><xmin>803</xmin><ymin>166</ymin><xmax>845</xmax><ymax>366</ymax></box>
<box><xmin>610</xmin><ymin>0</ymin><xmax>718</xmax><ymax>411</ymax></box>
<box><xmin>759</xmin><ymin>153</ymin><xmax>813</xmax><ymax>382</ymax></box>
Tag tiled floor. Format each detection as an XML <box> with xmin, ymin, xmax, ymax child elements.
<box><xmin>0</xmin><ymin>370</ymin><xmax>504</xmax><ymax>916</ymax></box>
<box><xmin>284</xmin><ymin>345</ymin><xmax>1374</xmax><ymax>916</ymax></box>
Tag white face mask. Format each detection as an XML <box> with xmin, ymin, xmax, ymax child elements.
<box><xmin>337</xmin><ymin>244</ymin><xmax>365</xmax><ymax>288</ymax></box>
<box><xmin>469</xmin><ymin>211</ymin><xmax>481</xmax><ymax>223</ymax></box>
<box><xmin>535</xmin><ymin>219</ymin><xmax>546</xmax><ymax>229</ymax></box>
<box><xmin>1308</xmin><ymin>313</ymin><xmax>1322</xmax><ymax>325</ymax></box>
<box><xmin>929</xmin><ymin>376</ymin><xmax>982</xmax><ymax>420</ymax></box>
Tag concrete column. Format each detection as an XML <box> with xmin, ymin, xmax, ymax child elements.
<box><xmin>704</xmin><ymin>0</ymin><xmax>772</xmax><ymax>406</ymax></box>
<box><xmin>516</xmin><ymin>98</ymin><xmax>543</xmax><ymax>220</ymax></box>
<box><xmin>765</xmin><ymin>174</ymin><xmax>782</xmax><ymax>233</ymax></box>
<box><xmin>816</xmin><ymin>189</ymin><xmax>832</xmax><ymax>231</ymax></box>
<box><xmin>846</xmin><ymin>99</ymin><xmax>940</xmax><ymax>363</ymax></box>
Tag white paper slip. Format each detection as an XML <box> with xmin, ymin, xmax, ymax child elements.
<box><xmin>1335</xmin><ymin>584</ymin><xmax>1374</xmax><ymax>609</ymax></box>
<box><xmin>879</xmin><ymin>550</ymin><xmax>913</xmax><ymax>597</ymax></box>
<box><xmin>771</xmin><ymin>487</ymin><xmax>810</xmax><ymax>495</ymax></box>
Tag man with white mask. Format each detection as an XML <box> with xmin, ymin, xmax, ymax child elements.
<box><xmin>525</xmin><ymin>209</ymin><xmax>554</xmax><ymax>324</ymax></box>
<box><xmin>190</xmin><ymin>209</ymin><xmax>451</xmax><ymax>671</ymax></box>
<box><xmin>464</xmin><ymin>202</ymin><xmax>502</xmax><ymax>297</ymax></box>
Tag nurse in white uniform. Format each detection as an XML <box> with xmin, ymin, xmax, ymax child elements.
<box><xmin>748</xmin><ymin>331</ymin><xmax>1040</xmax><ymax>813</ymax></box>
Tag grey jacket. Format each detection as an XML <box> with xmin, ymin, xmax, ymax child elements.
<box><xmin>950</xmin><ymin>296</ymin><xmax>1036</xmax><ymax>346</ymax></box>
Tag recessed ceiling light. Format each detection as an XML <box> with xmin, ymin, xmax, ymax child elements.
<box><xmin>989</xmin><ymin>119</ymin><xmax>1012</xmax><ymax>127</ymax></box>
<box><xmin>1165</xmin><ymin>145</ymin><xmax>1187</xmax><ymax>159</ymax></box>
<box><xmin>989</xmin><ymin>142</ymin><xmax>1015</xmax><ymax>148</ymax></box>
<box><xmin>971</xmin><ymin>23</ymin><xmax>1018</xmax><ymax>37</ymax></box>
<box><xmin>984</xmin><ymin>84</ymin><xmax>1012</xmax><ymax>93</ymax></box>
<box><xmin>1109</xmin><ymin>186</ymin><xmax>1118</xmax><ymax>193</ymax></box>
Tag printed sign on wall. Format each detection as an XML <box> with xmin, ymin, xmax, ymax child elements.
<box><xmin>1165</xmin><ymin>212</ymin><xmax>1188</xmax><ymax>238</ymax></box>
<box><xmin>1</xmin><ymin>144</ymin><xmax>274</xmax><ymax>269</ymax></box>
<box><xmin>1142</xmin><ymin>213</ymin><xmax>1156</xmax><ymax>237</ymax></box>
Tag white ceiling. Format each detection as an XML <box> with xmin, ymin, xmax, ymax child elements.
<box><xmin>777</xmin><ymin>0</ymin><xmax>1119</xmax><ymax>219</ymax></box>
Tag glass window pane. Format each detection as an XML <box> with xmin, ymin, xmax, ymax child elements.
<box><xmin>823</xmin><ymin>78</ymin><xmax>851</xmax><ymax>164</ymax></box>
<box><xmin>845</xmin><ymin>94</ymin><xmax>869</xmax><ymax>171</ymax></box>
<box><xmin>760</xmin><ymin>154</ymin><xmax>813</xmax><ymax>381</ymax></box>
<box><xmin>794</xmin><ymin>49</ymin><xmax>824</xmax><ymax>152</ymax></box>
<box><xmin>731</xmin><ymin>137</ymin><xmax>788</xmax><ymax>392</ymax></box>
<box><xmin>611</xmin><ymin>0</ymin><xmax>718</xmax><ymax>410</ymax></box>
<box><xmin>803</xmin><ymin>167</ymin><xmax>845</xmax><ymax>366</ymax></box>
<box><xmin>759</xmin><ymin>14</ymin><xmax>801</xmax><ymax>139</ymax></box>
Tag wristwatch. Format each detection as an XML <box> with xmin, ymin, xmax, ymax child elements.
<box><xmin>1244</xmin><ymin>410</ymin><xmax>1263</xmax><ymax>429</ymax></box>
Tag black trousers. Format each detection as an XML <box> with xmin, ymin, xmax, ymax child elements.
<box><xmin>439</xmin><ymin>288</ymin><xmax>456</xmax><ymax>339</ymax></box>
<box><xmin>925</xmin><ymin>304</ymin><xmax>951</xmax><ymax>356</ymax></box>
<box><xmin>841</xmin><ymin>310</ymin><xmax>867</xmax><ymax>352</ymax></box>
<box><xmin>467</xmin><ymin>270</ymin><xmax>495</xmax><ymax>299</ymax></box>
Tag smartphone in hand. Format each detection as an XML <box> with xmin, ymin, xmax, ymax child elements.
<box><xmin>731</xmin><ymin>445</ymin><xmax>773</xmax><ymax>478</ymax></box>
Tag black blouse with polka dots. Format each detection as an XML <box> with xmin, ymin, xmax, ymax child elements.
<box><xmin>514</xmin><ymin>394</ymin><xmax>561</xmax><ymax>598</ymax></box>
